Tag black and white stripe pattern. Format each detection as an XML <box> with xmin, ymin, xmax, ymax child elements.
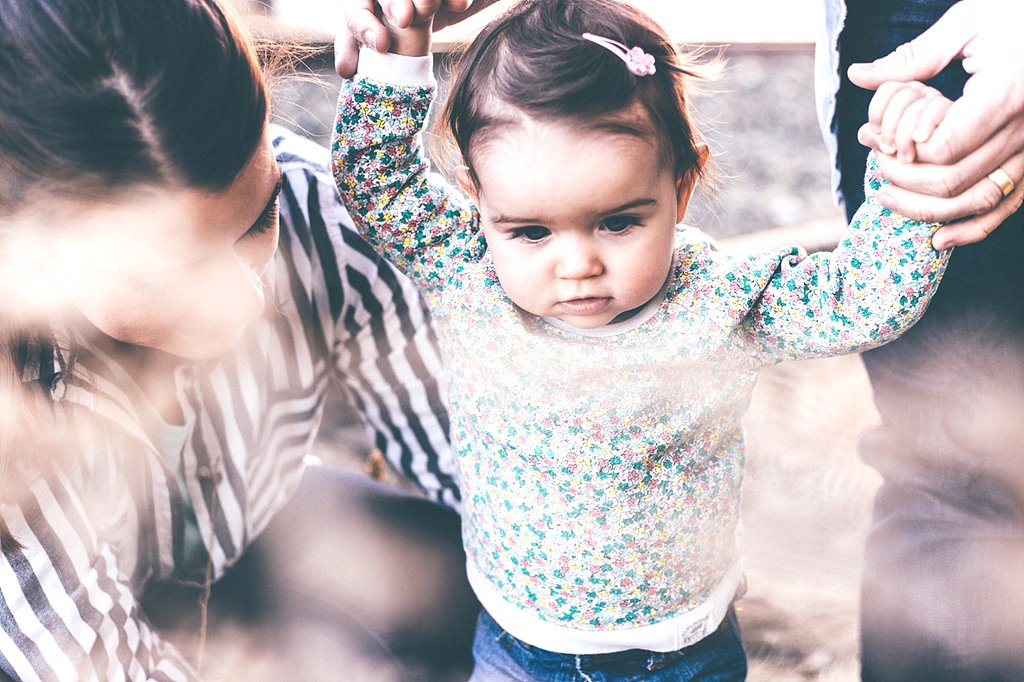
<box><xmin>1</xmin><ymin>127</ymin><xmax>457</xmax><ymax>681</ymax></box>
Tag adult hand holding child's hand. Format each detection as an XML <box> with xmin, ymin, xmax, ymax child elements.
<box><xmin>848</xmin><ymin>0</ymin><xmax>1024</xmax><ymax>248</ymax></box>
<box><xmin>335</xmin><ymin>0</ymin><xmax>491</xmax><ymax>74</ymax></box>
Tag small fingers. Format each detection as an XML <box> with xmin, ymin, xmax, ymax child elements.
<box><xmin>334</xmin><ymin>26</ymin><xmax>361</xmax><ymax>78</ymax></box>
<box><xmin>443</xmin><ymin>0</ymin><xmax>474</xmax><ymax>11</ymax></box>
<box><xmin>911</xmin><ymin>95</ymin><xmax>953</xmax><ymax>145</ymax></box>
<box><xmin>894</xmin><ymin>90</ymin><xmax>952</xmax><ymax>163</ymax></box>
<box><xmin>382</xmin><ymin>0</ymin><xmax>415</xmax><ymax>28</ymax></box>
<box><xmin>866</xmin><ymin>81</ymin><xmax>906</xmax><ymax>141</ymax></box>
<box><xmin>343</xmin><ymin>3</ymin><xmax>391</xmax><ymax>53</ymax></box>
<box><xmin>893</xmin><ymin>97</ymin><xmax>929</xmax><ymax>162</ymax></box>
<box><xmin>874</xmin><ymin>82</ymin><xmax>940</xmax><ymax>159</ymax></box>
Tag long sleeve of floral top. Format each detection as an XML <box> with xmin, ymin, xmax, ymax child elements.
<box><xmin>332</xmin><ymin>51</ymin><xmax>950</xmax><ymax>641</ymax></box>
<box><xmin>332</xmin><ymin>52</ymin><xmax>948</xmax><ymax>362</ymax></box>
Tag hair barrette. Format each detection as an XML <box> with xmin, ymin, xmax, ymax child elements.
<box><xmin>581</xmin><ymin>32</ymin><xmax>656</xmax><ymax>77</ymax></box>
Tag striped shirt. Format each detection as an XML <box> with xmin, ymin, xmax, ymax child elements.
<box><xmin>1</xmin><ymin>127</ymin><xmax>456</xmax><ymax>681</ymax></box>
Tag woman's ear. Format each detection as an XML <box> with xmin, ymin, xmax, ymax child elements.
<box><xmin>675</xmin><ymin>144</ymin><xmax>709</xmax><ymax>223</ymax></box>
<box><xmin>454</xmin><ymin>166</ymin><xmax>479</xmax><ymax>203</ymax></box>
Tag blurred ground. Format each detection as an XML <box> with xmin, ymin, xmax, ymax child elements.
<box><xmin>271</xmin><ymin>42</ymin><xmax>880</xmax><ymax>681</ymax></box>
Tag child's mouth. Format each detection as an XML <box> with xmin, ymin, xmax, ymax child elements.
<box><xmin>559</xmin><ymin>297</ymin><xmax>612</xmax><ymax>316</ymax></box>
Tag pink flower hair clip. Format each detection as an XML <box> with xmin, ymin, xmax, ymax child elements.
<box><xmin>581</xmin><ymin>32</ymin><xmax>656</xmax><ymax>77</ymax></box>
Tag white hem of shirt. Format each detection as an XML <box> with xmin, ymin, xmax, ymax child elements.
<box><xmin>356</xmin><ymin>47</ymin><xmax>434</xmax><ymax>86</ymax></box>
<box><xmin>466</xmin><ymin>559</ymin><xmax>745</xmax><ymax>655</ymax></box>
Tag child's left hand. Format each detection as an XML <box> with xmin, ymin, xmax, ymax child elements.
<box><xmin>858</xmin><ymin>81</ymin><xmax>954</xmax><ymax>163</ymax></box>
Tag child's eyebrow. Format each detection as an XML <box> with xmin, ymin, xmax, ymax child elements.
<box><xmin>490</xmin><ymin>198</ymin><xmax>658</xmax><ymax>226</ymax></box>
<box><xmin>598</xmin><ymin>198</ymin><xmax>658</xmax><ymax>216</ymax></box>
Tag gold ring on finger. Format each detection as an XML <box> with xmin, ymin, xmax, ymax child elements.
<box><xmin>988</xmin><ymin>167</ymin><xmax>1015</xmax><ymax>198</ymax></box>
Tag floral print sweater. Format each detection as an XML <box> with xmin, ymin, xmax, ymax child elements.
<box><xmin>331</xmin><ymin>56</ymin><xmax>949</xmax><ymax>636</ymax></box>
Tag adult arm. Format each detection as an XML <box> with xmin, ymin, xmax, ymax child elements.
<box><xmin>1</xmin><ymin>475</ymin><xmax>196</xmax><ymax>682</ymax></box>
<box><xmin>848</xmin><ymin>0</ymin><xmax>1024</xmax><ymax>247</ymax></box>
<box><xmin>331</xmin><ymin>50</ymin><xmax>480</xmax><ymax>295</ymax></box>
<box><xmin>272</xmin><ymin>130</ymin><xmax>460</xmax><ymax>509</ymax></box>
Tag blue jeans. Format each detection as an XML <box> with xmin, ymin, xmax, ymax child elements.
<box><xmin>469</xmin><ymin>608</ymin><xmax>747</xmax><ymax>682</ymax></box>
<box><xmin>836</xmin><ymin>1</ymin><xmax>1024</xmax><ymax>680</ymax></box>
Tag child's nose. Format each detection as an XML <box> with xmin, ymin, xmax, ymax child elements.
<box><xmin>555</xmin><ymin>240</ymin><xmax>604</xmax><ymax>279</ymax></box>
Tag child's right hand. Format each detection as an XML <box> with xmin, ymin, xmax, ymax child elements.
<box><xmin>859</xmin><ymin>81</ymin><xmax>954</xmax><ymax>164</ymax></box>
<box><xmin>384</xmin><ymin>0</ymin><xmax>444</xmax><ymax>30</ymax></box>
<box><xmin>336</xmin><ymin>0</ymin><xmax>489</xmax><ymax>74</ymax></box>
<box><xmin>377</xmin><ymin>0</ymin><xmax>443</xmax><ymax>56</ymax></box>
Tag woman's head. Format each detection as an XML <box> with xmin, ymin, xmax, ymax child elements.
<box><xmin>0</xmin><ymin>0</ymin><xmax>280</xmax><ymax>359</ymax></box>
<box><xmin>441</xmin><ymin>0</ymin><xmax>709</xmax><ymax>328</ymax></box>
<box><xmin>0</xmin><ymin>0</ymin><xmax>267</xmax><ymax>210</ymax></box>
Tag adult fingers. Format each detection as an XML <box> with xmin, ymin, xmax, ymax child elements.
<box><xmin>913</xmin><ymin>70</ymin><xmax>1024</xmax><ymax>166</ymax></box>
<box><xmin>873</xmin><ymin>149</ymin><xmax>1024</xmax><ymax>224</ymax></box>
<box><xmin>863</xmin><ymin>122</ymin><xmax>1020</xmax><ymax>198</ymax></box>
<box><xmin>846</xmin><ymin>1</ymin><xmax>973</xmax><ymax>89</ymax></box>
<box><xmin>440</xmin><ymin>0</ymin><xmax>474</xmax><ymax>12</ymax></box>
<box><xmin>335</xmin><ymin>0</ymin><xmax>391</xmax><ymax>77</ymax></box>
<box><xmin>435</xmin><ymin>0</ymin><xmax>496</xmax><ymax>31</ymax></box>
<box><xmin>932</xmin><ymin>177</ymin><xmax>1024</xmax><ymax>248</ymax></box>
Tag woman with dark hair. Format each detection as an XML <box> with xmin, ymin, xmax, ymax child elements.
<box><xmin>0</xmin><ymin>1</ymin><xmax>476</xmax><ymax>679</ymax></box>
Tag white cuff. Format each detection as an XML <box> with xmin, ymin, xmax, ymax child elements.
<box><xmin>355</xmin><ymin>47</ymin><xmax>435</xmax><ymax>87</ymax></box>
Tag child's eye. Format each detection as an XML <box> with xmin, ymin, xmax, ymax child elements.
<box><xmin>511</xmin><ymin>225</ymin><xmax>550</xmax><ymax>242</ymax></box>
<box><xmin>602</xmin><ymin>215</ymin><xmax>640</xmax><ymax>233</ymax></box>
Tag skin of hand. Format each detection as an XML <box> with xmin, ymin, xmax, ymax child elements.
<box><xmin>335</xmin><ymin>0</ymin><xmax>498</xmax><ymax>75</ymax></box>
<box><xmin>847</xmin><ymin>0</ymin><xmax>1024</xmax><ymax>248</ymax></box>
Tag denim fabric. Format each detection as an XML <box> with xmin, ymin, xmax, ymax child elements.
<box><xmin>469</xmin><ymin>608</ymin><xmax>747</xmax><ymax>682</ymax></box>
<box><xmin>836</xmin><ymin>2</ymin><xmax>1024</xmax><ymax>679</ymax></box>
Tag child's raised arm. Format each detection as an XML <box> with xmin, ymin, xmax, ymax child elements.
<box><xmin>331</xmin><ymin>43</ymin><xmax>480</xmax><ymax>297</ymax></box>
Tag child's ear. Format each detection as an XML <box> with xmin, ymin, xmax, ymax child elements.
<box><xmin>675</xmin><ymin>144</ymin><xmax>709</xmax><ymax>223</ymax></box>
<box><xmin>454</xmin><ymin>166</ymin><xmax>479</xmax><ymax>203</ymax></box>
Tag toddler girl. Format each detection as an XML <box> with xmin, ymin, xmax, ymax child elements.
<box><xmin>332</xmin><ymin>0</ymin><xmax>951</xmax><ymax>678</ymax></box>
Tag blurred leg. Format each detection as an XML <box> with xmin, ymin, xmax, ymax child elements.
<box><xmin>837</xmin><ymin>2</ymin><xmax>1024</xmax><ymax>679</ymax></box>
<box><xmin>146</xmin><ymin>465</ymin><xmax>479</xmax><ymax>682</ymax></box>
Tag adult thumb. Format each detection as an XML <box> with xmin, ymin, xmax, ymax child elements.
<box><xmin>847</xmin><ymin>2</ymin><xmax>974</xmax><ymax>90</ymax></box>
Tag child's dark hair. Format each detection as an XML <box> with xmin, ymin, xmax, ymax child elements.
<box><xmin>440</xmin><ymin>0</ymin><xmax>708</xmax><ymax>186</ymax></box>
<box><xmin>0</xmin><ymin>0</ymin><xmax>267</xmax><ymax>215</ymax></box>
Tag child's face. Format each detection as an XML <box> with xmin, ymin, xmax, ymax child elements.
<box><xmin>458</xmin><ymin>114</ymin><xmax>697</xmax><ymax>329</ymax></box>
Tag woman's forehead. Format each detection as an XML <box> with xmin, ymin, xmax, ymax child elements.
<box><xmin>58</xmin><ymin>132</ymin><xmax>278</xmax><ymax>270</ymax></box>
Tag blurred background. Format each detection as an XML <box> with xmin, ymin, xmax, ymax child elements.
<box><xmin>229</xmin><ymin>2</ymin><xmax>881</xmax><ymax>680</ymax></box>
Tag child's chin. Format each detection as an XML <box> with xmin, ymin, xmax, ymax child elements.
<box><xmin>558</xmin><ymin>314</ymin><xmax>614</xmax><ymax>330</ymax></box>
